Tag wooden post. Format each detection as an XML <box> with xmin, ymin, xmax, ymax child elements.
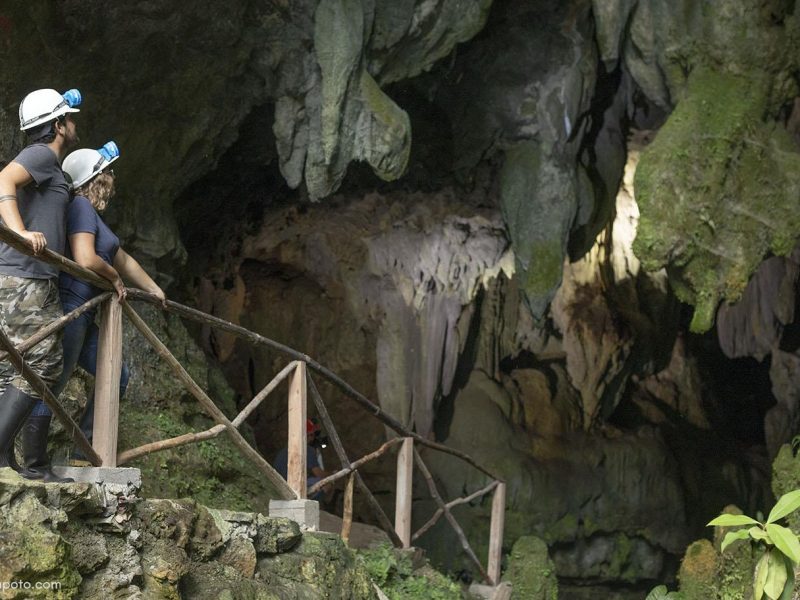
<box><xmin>341</xmin><ymin>473</ymin><xmax>355</xmax><ymax>545</ymax></box>
<box><xmin>287</xmin><ymin>362</ymin><xmax>307</xmax><ymax>498</ymax></box>
<box><xmin>93</xmin><ymin>299</ymin><xmax>123</xmax><ymax>467</ymax></box>
<box><xmin>488</xmin><ymin>482</ymin><xmax>506</xmax><ymax>585</ymax></box>
<box><xmin>395</xmin><ymin>437</ymin><xmax>413</xmax><ymax>548</ymax></box>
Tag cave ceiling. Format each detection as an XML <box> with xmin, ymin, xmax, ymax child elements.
<box><xmin>0</xmin><ymin>0</ymin><xmax>798</xmax><ymax>334</ymax></box>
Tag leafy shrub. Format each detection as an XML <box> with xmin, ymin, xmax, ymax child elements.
<box><xmin>645</xmin><ymin>585</ymin><xmax>685</xmax><ymax>599</ymax></box>
<box><xmin>358</xmin><ymin>544</ymin><xmax>461</xmax><ymax>600</ymax></box>
<box><xmin>707</xmin><ymin>489</ymin><xmax>800</xmax><ymax>600</ymax></box>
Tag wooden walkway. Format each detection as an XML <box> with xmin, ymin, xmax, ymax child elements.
<box><xmin>0</xmin><ymin>224</ymin><xmax>507</xmax><ymax>587</ymax></box>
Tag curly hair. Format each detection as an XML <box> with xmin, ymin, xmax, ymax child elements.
<box><xmin>75</xmin><ymin>172</ymin><xmax>115</xmax><ymax>211</ymax></box>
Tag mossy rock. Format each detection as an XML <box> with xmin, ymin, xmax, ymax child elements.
<box><xmin>674</xmin><ymin>506</ymin><xmax>759</xmax><ymax>600</ymax></box>
<box><xmin>504</xmin><ymin>535</ymin><xmax>558</xmax><ymax>600</ymax></box>
<box><xmin>634</xmin><ymin>66</ymin><xmax>800</xmax><ymax>333</ymax></box>
<box><xmin>714</xmin><ymin>538</ymin><xmax>758</xmax><ymax>600</ymax></box>
<box><xmin>258</xmin><ymin>532</ymin><xmax>377</xmax><ymax>599</ymax></box>
<box><xmin>500</xmin><ymin>140</ymin><xmax>573</xmax><ymax>319</ymax></box>
<box><xmin>0</xmin><ymin>489</ymin><xmax>82</xmax><ymax>599</ymax></box>
<box><xmin>772</xmin><ymin>444</ymin><xmax>800</xmax><ymax>532</ymax></box>
<box><xmin>181</xmin><ymin>561</ymin><xmax>282</xmax><ymax>600</ymax></box>
<box><xmin>677</xmin><ymin>540</ymin><xmax>716</xmax><ymax>599</ymax></box>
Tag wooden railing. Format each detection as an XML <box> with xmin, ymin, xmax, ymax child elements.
<box><xmin>0</xmin><ymin>224</ymin><xmax>507</xmax><ymax>586</ymax></box>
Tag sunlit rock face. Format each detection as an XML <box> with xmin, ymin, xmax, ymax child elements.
<box><xmin>190</xmin><ymin>188</ymin><xmax>516</xmax><ymax>448</ymax></box>
<box><xmin>552</xmin><ymin>132</ymin><xmax>677</xmax><ymax>428</ymax></box>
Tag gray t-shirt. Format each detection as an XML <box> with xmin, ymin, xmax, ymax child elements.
<box><xmin>0</xmin><ymin>144</ymin><xmax>69</xmax><ymax>279</ymax></box>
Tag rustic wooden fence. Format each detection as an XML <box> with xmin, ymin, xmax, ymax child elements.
<box><xmin>0</xmin><ymin>224</ymin><xmax>507</xmax><ymax>586</ymax></box>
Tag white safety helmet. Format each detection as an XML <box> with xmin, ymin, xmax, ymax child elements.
<box><xmin>62</xmin><ymin>142</ymin><xmax>120</xmax><ymax>189</ymax></box>
<box><xmin>18</xmin><ymin>88</ymin><xmax>82</xmax><ymax>131</ymax></box>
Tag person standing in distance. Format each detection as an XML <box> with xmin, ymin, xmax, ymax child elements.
<box><xmin>0</xmin><ymin>88</ymin><xmax>82</xmax><ymax>482</ymax></box>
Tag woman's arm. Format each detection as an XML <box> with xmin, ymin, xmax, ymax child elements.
<box><xmin>70</xmin><ymin>232</ymin><xmax>126</xmax><ymax>300</ymax></box>
<box><xmin>113</xmin><ymin>248</ymin><xmax>166</xmax><ymax>305</ymax></box>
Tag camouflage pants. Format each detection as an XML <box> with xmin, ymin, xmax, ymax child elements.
<box><xmin>0</xmin><ymin>275</ymin><xmax>63</xmax><ymax>396</ymax></box>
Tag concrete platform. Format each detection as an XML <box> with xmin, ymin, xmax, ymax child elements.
<box><xmin>469</xmin><ymin>582</ymin><xmax>512</xmax><ymax>600</ymax></box>
<box><xmin>51</xmin><ymin>466</ymin><xmax>141</xmax><ymax>489</ymax></box>
<box><xmin>269</xmin><ymin>499</ymin><xmax>319</xmax><ymax>530</ymax></box>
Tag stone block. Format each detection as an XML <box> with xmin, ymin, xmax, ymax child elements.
<box><xmin>52</xmin><ymin>466</ymin><xmax>142</xmax><ymax>489</ymax></box>
<box><xmin>269</xmin><ymin>499</ymin><xmax>319</xmax><ymax>530</ymax></box>
<box><xmin>468</xmin><ymin>583</ymin><xmax>512</xmax><ymax>600</ymax></box>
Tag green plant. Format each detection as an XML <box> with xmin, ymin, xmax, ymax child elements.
<box><xmin>358</xmin><ymin>545</ymin><xmax>460</xmax><ymax>600</ymax></box>
<box><xmin>360</xmin><ymin>544</ymin><xmax>409</xmax><ymax>587</ymax></box>
<box><xmin>645</xmin><ymin>585</ymin><xmax>685</xmax><ymax>600</ymax></box>
<box><xmin>707</xmin><ymin>489</ymin><xmax>800</xmax><ymax>600</ymax></box>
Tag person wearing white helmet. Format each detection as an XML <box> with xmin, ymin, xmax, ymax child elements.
<box><xmin>0</xmin><ymin>88</ymin><xmax>82</xmax><ymax>482</ymax></box>
<box><xmin>21</xmin><ymin>141</ymin><xmax>166</xmax><ymax>472</ymax></box>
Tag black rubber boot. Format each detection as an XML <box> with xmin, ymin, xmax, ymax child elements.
<box><xmin>0</xmin><ymin>386</ymin><xmax>37</xmax><ymax>473</ymax></box>
<box><xmin>0</xmin><ymin>443</ymin><xmax>21</xmax><ymax>472</ymax></box>
<box><xmin>21</xmin><ymin>415</ymin><xmax>74</xmax><ymax>483</ymax></box>
<box><xmin>69</xmin><ymin>396</ymin><xmax>94</xmax><ymax>465</ymax></box>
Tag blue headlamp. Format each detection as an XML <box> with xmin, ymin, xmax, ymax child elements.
<box><xmin>62</xmin><ymin>89</ymin><xmax>82</xmax><ymax>108</ymax></box>
<box><xmin>98</xmin><ymin>141</ymin><xmax>119</xmax><ymax>163</ymax></box>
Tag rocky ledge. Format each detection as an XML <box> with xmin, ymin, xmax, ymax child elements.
<box><xmin>0</xmin><ymin>468</ymin><xmax>376</xmax><ymax>599</ymax></box>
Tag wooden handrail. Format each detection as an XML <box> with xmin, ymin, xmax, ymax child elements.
<box><xmin>414</xmin><ymin>447</ymin><xmax>490</xmax><ymax>583</ymax></box>
<box><xmin>0</xmin><ymin>225</ymin><xmax>110</xmax><ymax>290</ymax></box>
<box><xmin>395</xmin><ymin>438</ymin><xmax>414</xmax><ymax>547</ymax></box>
<box><xmin>232</xmin><ymin>361</ymin><xmax>299</xmax><ymax>427</ymax></box>
<box><xmin>119</xmin><ymin>361</ymin><xmax>300</xmax><ymax>464</ymax></box>
<box><xmin>307</xmin><ymin>437</ymin><xmax>404</xmax><ymax>496</ymax></box>
<box><xmin>127</xmin><ymin>288</ymin><xmax>502</xmax><ymax>482</ymax></box>
<box><xmin>122</xmin><ymin>302</ymin><xmax>296</xmax><ymax>500</ymax></box>
<box><xmin>0</xmin><ymin>225</ymin><xmax>502</xmax><ymax>483</ymax></box>
<box><xmin>0</xmin><ymin>223</ymin><xmax>507</xmax><ymax>582</ymax></box>
<box><xmin>341</xmin><ymin>473</ymin><xmax>355</xmax><ymax>545</ymax></box>
<box><xmin>307</xmin><ymin>372</ymin><xmax>403</xmax><ymax>547</ymax></box>
<box><xmin>118</xmin><ymin>424</ymin><xmax>226</xmax><ymax>464</ymax></box>
<box><xmin>287</xmin><ymin>362</ymin><xmax>307</xmax><ymax>498</ymax></box>
<box><xmin>413</xmin><ymin>480</ymin><xmax>499</xmax><ymax>542</ymax></box>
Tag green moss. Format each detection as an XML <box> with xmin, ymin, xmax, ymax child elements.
<box><xmin>500</xmin><ymin>140</ymin><xmax>570</xmax><ymax>316</ymax></box>
<box><xmin>119</xmin><ymin>403</ymin><xmax>280</xmax><ymax>513</ymax></box>
<box><xmin>0</xmin><ymin>494</ymin><xmax>82</xmax><ymax>598</ymax></box>
<box><xmin>358</xmin><ymin>70</ymin><xmax>411</xmax><ymax>182</ymax></box>
<box><xmin>634</xmin><ymin>67</ymin><xmax>800</xmax><ymax>332</ymax></box>
<box><xmin>522</xmin><ymin>242</ymin><xmax>565</xmax><ymax>297</ymax></box>
<box><xmin>677</xmin><ymin>540</ymin><xmax>716</xmax><ymax>600</ymax></box>
<box><xmin>772</xmin><ymin>445</ymin><xmax>800</xmax><ymax>532</ymax></box>
<box><xmin>608</xmin><ymin>534</ymin><xmax>635</xmax><ymax>582</ymax></box>
<box><xmin>503</xmin><ymin>536</ymin><xmax>558</xmax><ymax>600</ymax></box>
<box><xmin>261</xmin><ymin>532</ymin><xmax>376</xmax><ymax>599</ymax></box>
<box><xmin>673</xmin><ymin>529</ymin><xmax>758</xmax><ymax>600</ymax></box>
<box><xmin>358</xmin><ymin>544</ymin><xmax>461</xmax><ymax>600</ymax></box>
<box><xmin>715</xmin><ymin>538</ymin><xmax>757</xmax><ymax>600</ymax></box>
<box><xmin>542</xmin><ymin>513</ymin><xmax>578</xmax><ymax>545</ymax></box>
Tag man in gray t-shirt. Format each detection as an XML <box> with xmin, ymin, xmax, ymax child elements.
<box><xmin>0</xmin><ymin>88</ymin><xmax>80</xmax><ymax>482</ymax></box>
<box><xmin>0</xmin><ymin>144</ymin><xmax>70</xmax><ymax>279</ymax></box>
